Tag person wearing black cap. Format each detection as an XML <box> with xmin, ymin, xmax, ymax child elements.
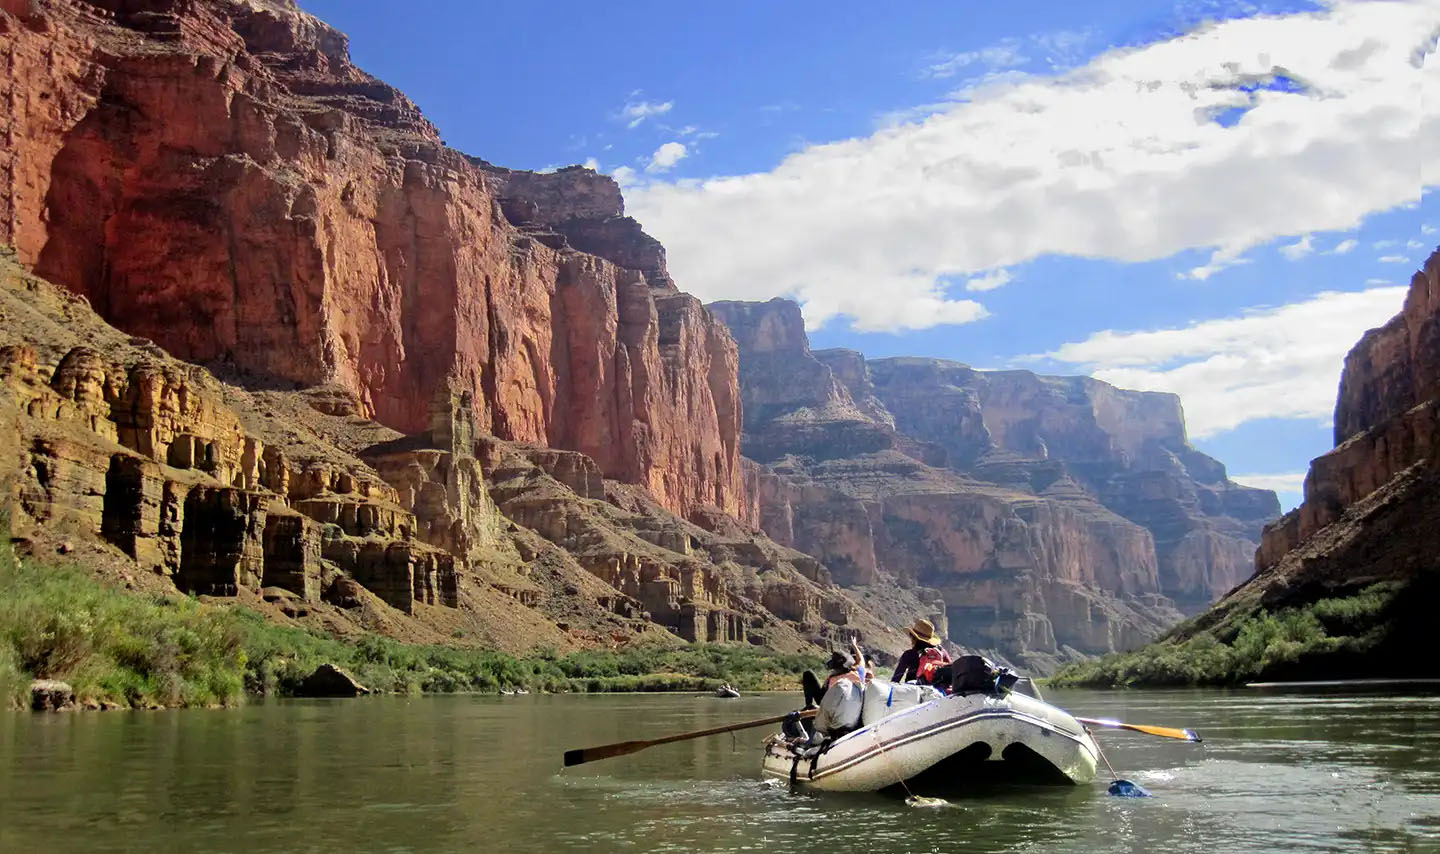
<box><xmin>801</xmin><ymin>650</ymin><xmax>856</xmax><ymax>710</ymax></box>
<box><xmin>784</xmin><ymin>650</ymin><xmax>863</xmax><ymax>741</ymax></box>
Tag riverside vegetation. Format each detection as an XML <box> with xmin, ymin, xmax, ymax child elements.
<box><xmin>1049</xmin><ymin>577</ymin><xmax>1431</xmax><ymax>688</ymax></box>
<box><xmin>0</xmin><ymin>530</ymin><xmax>820</xmax><ymax>710</ymax></box>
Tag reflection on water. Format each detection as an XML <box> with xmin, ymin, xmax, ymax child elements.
<box><xmin>0</xmin><ymin>688</ymin><xmax>1437</xmax><ymax>853</ymax></box>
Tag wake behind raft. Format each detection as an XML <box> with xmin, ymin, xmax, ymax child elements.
<box><xmin>563</xmin><ymin>660</ymin><xmax>1202</xmax><ymax>799</ymax></box>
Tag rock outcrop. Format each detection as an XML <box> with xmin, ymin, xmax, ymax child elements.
<box><xmin>0</xmin><ymin>0</ymin><xmax>744</xmax><ymax>525</ymax></box>
<box><xmin>296</xmin><ymin>664</ymin><xmax>370</xmax><ymax>698</ymax></box>
<box><xmin>1257</xmin><ymin>247</ymin><xmax>1440</xmax><ymax>577</ymax></box>
<box><xmin>710</xmin><ymin>298</ymin><xmax>1278</xmax><ymax>672</ymax></box>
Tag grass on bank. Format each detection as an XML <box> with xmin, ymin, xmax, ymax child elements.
<box><xmin>0</xmin><ymin>535</ymin><xmax>819</xmax><ymax>710</ymax></box>
<box><xmin>1048</xmin><ymin>581</ymin><xmax>1411</xmax><ymax>688</ymax></box>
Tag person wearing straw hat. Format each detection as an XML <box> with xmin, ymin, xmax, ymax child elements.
<box><xmin>891</xmin><ymin>618</ymin><xmax>951</xmax><ymax>685</ymax></box>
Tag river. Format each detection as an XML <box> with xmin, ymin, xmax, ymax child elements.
<box><xmin>1</xmin><ymin>687</ymin><xmax>1436</xmax><ymax>853</ymax></box>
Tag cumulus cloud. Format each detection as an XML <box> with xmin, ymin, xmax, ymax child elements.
<box><xmin>582</xmin><ymin>157</ymin><xmax>600</xmax><ymax>171</ymax></box>
<box><xmin>1279</xmin><ymin>234</ymin><xmax>1314</xmax><ymax>260</ymax></box>
<box><xmin>964</xmin><ymin>269</ymin><xmax>1013</xmax><ymax>292</ymax></box>
<box><xmin>646</xmin><ymin>142</ymin><xmax>689</xmax><ymax>173</ymax></box>
<box><xmin>1378</xmin><ymin>254</ymin><xmax>1411</xmax><ymax>263</ymax></box>
<box><xmin>1232</xmin><ymin>472</ymin><xmax>1307</xmax><ymax>494</ymax></box>
<box><xmin>1330</xmin><ymin>238</ymin><xmax>1359</xmax><ymax>254</ymax></box>
<box><xmin>619</xmin><ymin>95</ymin><xmax>673</xmax><ymax>129</ymax></box>
<box><xmin>1042</xmin><ymin>287</ymin><xmax>1408</xmax><ymax>437</ymax></box>
<box><xmin>612</xmin><ymin>166</ymin><xmax>640</xmax><ymax>187</ymax></box>
<box><xmin>627</xmin><ymin>1</ymin><xmax>1438</xmax><ymax>332</ymax></box>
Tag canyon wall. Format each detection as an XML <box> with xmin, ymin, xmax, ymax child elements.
<box><xmin>0</xmin><ymin>0</ymin><xmax>1280</xmax><ymax>671</ymax></box>
<box><xmin>1256</xmin><ymin>247</ymin><xmax>1440</xmax><ymax>576</ymax></box>
<box><xmin>710</xmin><ymin>298</ymin><xmax>1278</xmax><ymax>672</ymax></box>
<box><xmin>0</xmin><ymin>0</ymin><xmax>743</xmax><ymax>525</ymax></box>
<box><xmin>859</xmin><ymin>358</ymin><xmax>1278</xmax><ymax>612</ymax></box>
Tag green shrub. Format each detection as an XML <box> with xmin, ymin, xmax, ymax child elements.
<box><xmin>1049</xmin><ymin>582</ymin><xmax>1406</xmax><ymax>688</ymax></box>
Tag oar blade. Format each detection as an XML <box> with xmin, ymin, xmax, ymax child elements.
<box><xmin>1075</xmin><ymin>716</ymin><xmax>1202</xmax><ymax>742</ymax></box>
<box><xmin>564</xmin><ymin>740</ymin><xmax>648</xmax><ymax>767</ymax></box>
<box><xmin>1130</xmin><ymin>724</ymin><xmax>1202</xmax><ymax>743</ymax></box>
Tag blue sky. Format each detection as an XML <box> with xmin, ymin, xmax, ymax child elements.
<box><xmin>300</xmin><ymin>0</ymin><xmax>1438</xmax><ymax>509</ymax></box>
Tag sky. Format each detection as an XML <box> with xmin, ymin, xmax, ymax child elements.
<box><xmin>300</xmin><ymin>0</ymin><xmax>1440</xmax><ymax>510</ymax></box>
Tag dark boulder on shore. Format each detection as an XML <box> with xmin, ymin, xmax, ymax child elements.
<box><xmin>296</xmin><ymin>665</ymin><xmax>371</xmax><ymax>698</ymax></box>
<box><xmin>30</xmin><ymin>680</ymin><xmax>75</xmax><ymax>712</ymax></box>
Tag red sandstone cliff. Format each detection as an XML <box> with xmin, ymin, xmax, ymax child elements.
<box><xmin>0</xmin><ymin>0</ymin><xmax>1282</xmax><ymax>671</ymax></box>
<box><xmin>0</xmin><ymin>0</ymin><xmax>743</xmax><ymax>525</ymax></box>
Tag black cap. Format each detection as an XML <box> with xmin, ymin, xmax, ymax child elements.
<box><xmin>826</xmin><ymin>650</ymin><xmax>854</xmax><ymax>673</ymax></box>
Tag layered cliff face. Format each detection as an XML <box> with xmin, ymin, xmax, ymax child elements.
<box><xmin>0</xmin><ymin>0</ymin><xmax>743</xmax><ymax>525</ymax></box>
<box><xmin>859</xmin><ymin>358</ymin><xmax>1278</xmax><ymax>612</ymax></box>
<box><xmin>1257</xmin><ymin>248</ymin><xmax>1440</xmax><ymax>577</ymax></box>
<box><xmin>0</xmin><ymin>250</ymin><xmax>912</xmax><ymax>654</ymax></box>
<box><xmin>710</xmin><ymin>298</ymin><xmax>1278</xmax><ymax>672</ymax></box>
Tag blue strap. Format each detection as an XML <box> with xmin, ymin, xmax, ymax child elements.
<box><xmin>887</xmin><ymin>685</ymin><xmax>894</xmax><ymax>707</ymax></box>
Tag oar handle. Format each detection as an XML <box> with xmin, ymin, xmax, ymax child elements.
<box><xmin>646</xmin><ymin>710</ymin><xmax>813</xmax><ymax>748</ymax></box>
<box><xmin>564</xmin><ymin>708</ymin><xmax>817</xmax><ymax>767</ymax></box>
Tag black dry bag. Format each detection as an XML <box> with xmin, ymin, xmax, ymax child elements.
<box><xmin>951</xmin><ymin>654</ymin><xmax>999</xmax><ymax>694</ymax></box>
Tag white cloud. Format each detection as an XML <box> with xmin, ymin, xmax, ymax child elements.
<box><xmin>619</xmin><ymin>96</ymin><xmax>673</xmax><ymax>129</ymax></box>
<box><xmin>1330</xmin><ymin>238</ymin><xmax>1359</xmax><ymax>254</ymax></box>
<box><xmin>1424</xmin><ymin>224</ymin><xmax>1437</xmax><ymax>235</ymax></box>
<box><xmin>1232</xmin><ymin>472</ymin><xmax>1308</xmax><ymax>494</ymax></box>
<box><xmin>582</xmin><ymin>157</ymin><xmax>600</xmax><ymax>171</ymax></box>
<box><xmin>1182</xmin><ymin>245</ymin><xmax>1250</xmax><ymax>281</ymax></box>
<box><xmin>924</xmin><ymin>41</ymin><xmax>1029</xmax><ymax>79</ymax></box>
<box><xmin>627</xmin><ymin>1</ymin><xmax>1439</xmax><ymax>332</ymax></box>
<box><xmin>1042</xmin><ymin>287</ymin><xmax>1408</xmax><ymax>437</ymax></box>
<box><xmin>925</xmin><ymin>28</ymin><xmax>1096</xmax><ymax>79</ymax></box>
<box><xmin>1408</xmin><ymin>238</ymin><xmax>1428</xmax><ymax>249</ymax></box>
<box><xmin>1373</xmin><ymin>239</ymin><xmax>1401</xmax><ymax>249</ymax></box>
<box><xmin>612</xmin><ymin>166</ymin><xmax>639</xmax><ymax>187</ymax></box>
<box><xmin>1279</xmin><ymin>234</ymin><xmax>1315</xmax><ymax>261</ymax></box>
<box><xmin>964</xmin><ymin>269</ymin><xmax>1013</xmax><ymax>292</ymax></box>
<box><xmin>646</xmin><ymin>142</ymin><xmax>689</xmax><ymax>173</ymax></box>
<box><xmin>1378</xmin><ymin>254</ymin><xmax>1411</xmax><ymax>263</ymax></box>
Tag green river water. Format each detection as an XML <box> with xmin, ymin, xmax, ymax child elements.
<box><xmin>1</xmin><ymin>687</ymin><xmax>1437</xmax><ymax>853</ymax></box>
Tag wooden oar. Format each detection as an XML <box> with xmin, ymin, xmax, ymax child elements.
<box><xmin>1075</xmin><ymin>716</ymin><xmax>1202</xmax><ymax>743</ymax></box>
<box><xmin>563</xmin><ymin>709</ymin><xmax>816</xmax><ymax>767</ymax></box>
